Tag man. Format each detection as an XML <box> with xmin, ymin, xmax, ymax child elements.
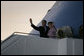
<box><xmin>29</xmin><ymin>18</ymin><xmax>49</xmax><ymax>38</ymax></box>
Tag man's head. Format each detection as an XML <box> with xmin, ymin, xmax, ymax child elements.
<box><xmin>42</xmin><ymin>20</ymin><xmax>47</xmax><ymax>26</ymax></box>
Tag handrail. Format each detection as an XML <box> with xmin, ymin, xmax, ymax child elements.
<box><xmin>1</xmin><ymin>32</ymin><xmax>40</xmax><ymax>51</ymax></box>
<box><xmin>13</xmin><ymin>32</ymin><xmax>40</xmax><ymax>35</ymax></box>
<box><xmin>1</xmin><ymin>32</ymin><xmax>40</xmax><ymax>44</ymax></box>
<box><xmin>1</xmin><ymin>33</ymin><xmax>14</xmax><ymax>44</ymax></box>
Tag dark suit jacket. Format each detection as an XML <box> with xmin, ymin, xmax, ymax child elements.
<box><xmin>31</xmin><ymin>24</ymin><xmax>50</xmax><ymax>38</ymax></box>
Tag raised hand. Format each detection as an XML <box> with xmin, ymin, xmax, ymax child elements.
<box><xmin>29</xmin><ymin>18</ymin><xmax>33</xmax><ymax>24</ymax></box>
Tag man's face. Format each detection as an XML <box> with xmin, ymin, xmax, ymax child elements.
<box><xmin>42</xmin><ymin>21</ymin><xmax>46</xmax><ymax>26</ymax></box>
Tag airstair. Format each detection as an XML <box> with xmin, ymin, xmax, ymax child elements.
<box><xmin>1</xmin><ymin>32</ymin><xmax>83</xmax><ymax>55</ymax></box>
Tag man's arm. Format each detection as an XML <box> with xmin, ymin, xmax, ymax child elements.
<box><xmin>29</xmin><ymin>18</ymin><xmax>40</xmax><ymax>31</ymax></box>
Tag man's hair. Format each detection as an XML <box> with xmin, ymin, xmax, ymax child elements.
<box><xmin>48</xmin><ymin>22</ymin><xmax>53</xmax><ymax>25</ymax></box>
<box><xmin>42</xmin><ymin>20</ymin><xmax>47</xmax><ymax>23</ymax></box>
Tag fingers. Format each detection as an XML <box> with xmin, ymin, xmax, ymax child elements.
<box><xmin>30</xmin><ymin>18</ymin><xmax>32</xmax><ymax>20</ymax></box>
<box><xmin>29</xmin><ymin>18</ymin><xmax>33</xmax><ymax>24</ymax></box>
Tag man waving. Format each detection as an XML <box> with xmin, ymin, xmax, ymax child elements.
<box><xmin>29</xmin><ymin>18</ymin><xmax>49</xmax><ymax>38</ymax></box>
